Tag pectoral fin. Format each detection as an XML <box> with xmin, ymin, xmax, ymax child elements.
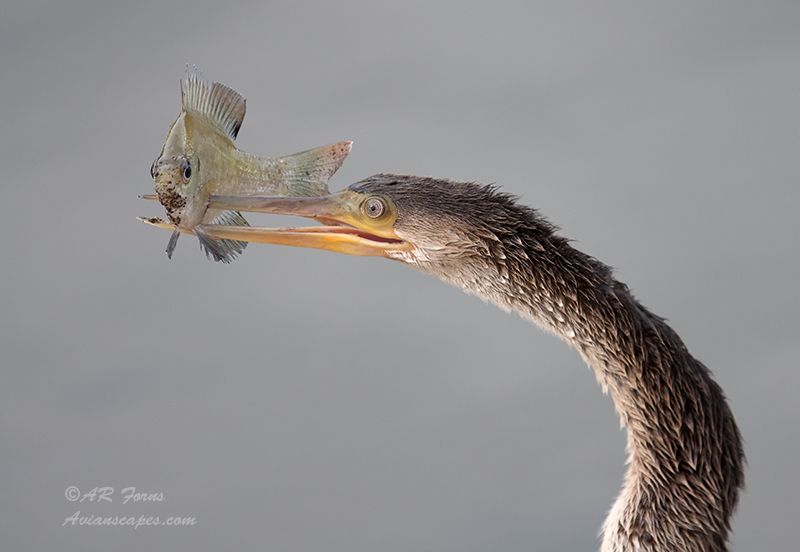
<box><xmin>195</xmin><ymin>210</ymin><xmax>250</xmax><ymax>264</ymax></box>
<box><xmin>138</xmin><ymin>213</ymin><xmax>247</xmax><ymax>263</ymax></box>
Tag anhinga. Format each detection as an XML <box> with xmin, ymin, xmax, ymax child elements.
<box><xmin>201</xmin><ymin>174</ymin><xmax>744</xmax><ymax>551</ymax></box>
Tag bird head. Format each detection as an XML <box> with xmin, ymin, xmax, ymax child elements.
<box><xmin>202</xmin><ymin>173</ymin><xmax>550</xmax><ymax>275</ymax></box>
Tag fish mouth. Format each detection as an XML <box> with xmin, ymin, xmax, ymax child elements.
<box><xmin>153</xmin><ymin>187</ymin><xmax>186</xmax><ymax>225</ymax></box>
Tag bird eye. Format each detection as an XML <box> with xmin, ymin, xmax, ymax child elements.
<box><xmin>150</xmin><ymin>159</ymin><xmax>158</xmax><ymax>179</ymax></box>
<box><xmin>181</xmin><ymin>160</ymin><xmax>192</xmax><ymax>181</ymax></box>
<box><xmin>364</xmin><ymin>197</ymin><xmax>386</xmax><ymax>219</ymax></box>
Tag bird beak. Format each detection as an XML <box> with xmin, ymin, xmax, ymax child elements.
<box><xmin>195</xmin><ymin>191</ymin><xmax>411</xmax><ymax>257</ymax></box>
<box><xmin>137</xmin><ymin>216</ymin><xmax>188</xmax><ymax>232</ymax></box>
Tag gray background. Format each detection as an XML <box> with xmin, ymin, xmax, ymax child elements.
<box><xmin>1</xmin><ymin>1</ymin><xmax>798</xmax><ymax>550</ymax></box>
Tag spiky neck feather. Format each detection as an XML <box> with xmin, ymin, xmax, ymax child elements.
<box><xmin>391</xmin><ymin>185</ymin><xmax>744</xmax><ymax>551</ymax></box>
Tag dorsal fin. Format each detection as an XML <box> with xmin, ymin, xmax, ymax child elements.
<box><xmin>180</xmin><ymin>67</ymin><xmax>246</xmax><ymax>141</ymax></box>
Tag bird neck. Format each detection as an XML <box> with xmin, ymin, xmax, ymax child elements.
<box><xmin>428</xmin><ymin>228</ymin><xmax>744</xmax><ymax>551</ymax></box>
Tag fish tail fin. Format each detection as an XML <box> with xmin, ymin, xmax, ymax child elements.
<box><xmin>196</xmin><ymin>210</ymin><xmax>249</xmax><ymax>263</ymax></box>
<box><xmin>280</xmin><ymin>140</ymin><xmax>352</xmax><ymax>196</ymax></box>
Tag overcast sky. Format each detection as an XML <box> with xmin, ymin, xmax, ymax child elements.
<box><xmin>1</xmin><ymin>1</ymin><xmax>798</xmax><ymax>550</ymax></box>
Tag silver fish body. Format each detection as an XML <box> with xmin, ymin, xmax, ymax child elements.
<box><xmin>144</xmin><ymin>70</ymin><xmax>351</xmax><ymax>262</ymax></box>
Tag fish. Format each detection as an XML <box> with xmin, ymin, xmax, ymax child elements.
<box><xmin>140</xmin><ymin>68</ymin><xmax>352</xmax><ymax>263</ymax></box>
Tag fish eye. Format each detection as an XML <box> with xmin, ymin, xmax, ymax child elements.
<box><xmin>363</xmin><ymin>196</ymin><xmax>386</xmax><ymax>219</ymax></box>
<box><xmin>181</xmin><ymin>159</ymin><xmax>192</xmax><ymax>181</ymax></box>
